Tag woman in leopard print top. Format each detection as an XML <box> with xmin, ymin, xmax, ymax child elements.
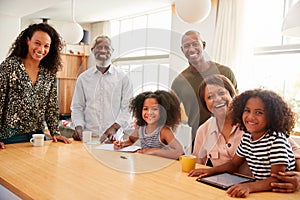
<box><xmin>0</xmin><ymin>23</ymin><xmax>71</xmax><ymax>149</ymax></box>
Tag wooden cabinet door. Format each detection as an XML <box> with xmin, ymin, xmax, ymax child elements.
<box><xmin>57</xmin><ymin>54</ymin><xmax>87</xmax><ymax>116</ymax></box>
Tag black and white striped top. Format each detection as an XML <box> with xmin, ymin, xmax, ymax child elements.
<box><xmin>139</xmin><ymin>126</ymin><xmax>169</xmax><ymax>149</ymax></box>
<box><xmin>236</xmin><ymin>131</ymin><xmax>295</xmax><ymax>180</ymax></box>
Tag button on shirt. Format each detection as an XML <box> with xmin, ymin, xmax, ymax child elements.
<box><xmin>71</xmin><ymin>65</ymin><xmax>133</xmax><ymax>136</ymax></box>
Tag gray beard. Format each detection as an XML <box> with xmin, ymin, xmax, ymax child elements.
<box><xmin>95</xmin><ymin>59</ymin><xmax>111</xmax><ymax>68</ymax></box>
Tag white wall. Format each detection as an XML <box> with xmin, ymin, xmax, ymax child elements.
<box><xmin>0</xmin><ymin>14</ymin><xmax>20</xmax><ymax>62</ymax></box>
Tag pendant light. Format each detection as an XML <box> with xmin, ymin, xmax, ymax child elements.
<box><xmin>175</xmin><ymin>0</ymin><xmax>211</xmax><ymax>24</ymax></box>
<box><xmin>60</xmin><ymin>0</ymin><xmax>83</xmax><ymax>44</ymax></box>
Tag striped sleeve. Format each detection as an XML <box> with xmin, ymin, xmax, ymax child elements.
<box><xmin>269</xmin><ymin>134</ymin><xmax>296</xmax><ymax>171</ymax></box>
<box><xmin>236</xmin><ymin>131</ymin><xmax>296</xmax><ymax>180</ymax></box>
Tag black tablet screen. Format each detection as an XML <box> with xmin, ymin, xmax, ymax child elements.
<box><xmin>196</xmin><ymin>172</ymin><xmax>255</xmax><ymax>190</ymax></box>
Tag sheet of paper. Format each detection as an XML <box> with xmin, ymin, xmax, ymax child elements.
<box><xmin>94</xmin><ymin>144</ymin><xmax>141</xmax><ymax>152</ymax></box>
<box><xmin>114</xmin><ymin>128</ymin><xmax>124</xmax><ymax>141</ymax></box>
<box><xmin>117</xmin><ymin>145</ymin><xmax>141</xmax><ymax>152</ymax></box>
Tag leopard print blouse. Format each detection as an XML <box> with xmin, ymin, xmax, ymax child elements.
<box><xmin>0</xmin><ymin>56</ymin><xmax>60</xmax><ymax>140</ymax></box>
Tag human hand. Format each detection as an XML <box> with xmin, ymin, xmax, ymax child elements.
<box><xmin>271</xmin><ymin>171</ymin><xmax>300</xmax><ymax>193</ymax></box>
<box><xmin>100</xmin><ymin>123</ymin><xmax>120</xmax><ymax>143</ymax></box>
<box><xmin>226</xmin><ymin>183</ymin><xmax>250</xmax><ymax>198</ymax></box>
<box><xmin>52</xmin><ymin>135</ymin><xmax>72</xmax><ymax>144</ymax></box>
<box><xmin>0</xmin><ymin>142</ymin><xmax>5</xmax><ymax>149</ymax></box>
<box><xmin>72</xmin><ymin>126</ymin><xmax>83</xmax><ymax>141</ymax></box>
<box><xmin>188</xmin><ymin>168</ymin><xmax>211</xmax><ymax>177</ymax></box>
<box><xmin>113</xmin><ymin>140</ymin><xmax>125</xmax><ymax>149</ymax></box>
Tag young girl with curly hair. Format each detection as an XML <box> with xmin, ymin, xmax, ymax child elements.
<box><xmin>113</xmin><ymin>90</ymin><xmax>184</xmax><ymax>159</ymax></box>
<box><xmin>189</xmin><ymin>89</ymin><xmax>296</xmax><ymax>197</ymax></box>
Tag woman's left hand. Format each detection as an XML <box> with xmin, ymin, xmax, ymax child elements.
<box><xmin>271</xmin><ymin>171</ymin><xmax>300</xmax><ymax>193</ymax></box>
<box><xmin>52</xmin><ymin>135</ymin><xmax>72</xmax><ymax>144</ymax></box>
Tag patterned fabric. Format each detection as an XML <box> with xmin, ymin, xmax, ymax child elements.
<box><xmin>0</xmin><ymin>56</ymin><xmax>60</xmax><ymax>140</ymax></box>
<box><xmin>236</xmin><ymin>131</ymin><xmax>296</xmax><ymax>180</ymax></box>
<box><xmin>139</xmin><ymin>126</ymin><xmax>168</xmax><ymax>149</ymax></box>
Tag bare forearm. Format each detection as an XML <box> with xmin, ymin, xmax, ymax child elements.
<box><xmin>227</xmin><ymin>176</ymin><xmax>279</xmax><ymax>197</ymax></box>
<box><xmin>150</xmin><ymin>148</ymin><xmax>183</xmax><ymax>160</ymax></box>
<box><xmin>128</xmin><ymin>135</ymin><xmax>138</xmax><ymax>145</ymax></box>
<box><xmin>210</xmin><ymin>162</ymin><xmax>239</xmax><ymax>174</ymax></box>
<box><xmin>296</xmin><ymin>158</ymin><xmax>300</xmax><ymax>171</ymax></box>
<box><xmin>246</xmin><ymin>177</ymin><xmax>278</xmax><ymax>193</ymax></box>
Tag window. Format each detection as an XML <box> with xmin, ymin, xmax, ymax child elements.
<box><xmin>110</xmin><ymin>7</ymin><xmax>171</xmax><ymax>96</ymax></box>
<box><xmin>115</xmin><ymin>56</ymin><xmax>170</xmax><ymax>96</ymax></box>
<box><xmin>240</xmin><ymin>0</ymin><xmax>300</xmax><ymax>131</ymax></box>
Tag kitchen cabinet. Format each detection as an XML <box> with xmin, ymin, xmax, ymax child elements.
<box><xmin>57</xmin><ymin>53</ymin><xmax>87</xmax><ymax>116</ymax></box>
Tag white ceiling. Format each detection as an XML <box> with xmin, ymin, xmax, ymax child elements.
<box><xmin>0</xmin><ymin>0</ymin><xmax>173</xmax><ymax>23</ymax></box>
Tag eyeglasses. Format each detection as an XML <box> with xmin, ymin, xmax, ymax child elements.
<box><xmin>182</xmin><ymin>41</ymin><xmax>201</xmax><ymax>50</ymax></box>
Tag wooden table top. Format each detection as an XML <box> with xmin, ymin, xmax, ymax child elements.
<box><xmin>0</xmin><ymin>140</ymin><xmax>299</xmax><ymax>200</ymax></box>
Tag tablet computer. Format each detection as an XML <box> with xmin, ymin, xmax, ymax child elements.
<box><xmin>196</xmin><ymin>172</ymin><xmax>255</xmax><ymax>190</ymax></box>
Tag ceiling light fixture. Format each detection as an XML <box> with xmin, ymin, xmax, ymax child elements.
<box><xmin>282</xmin><ymin>0</ymin><xmax>300</xmax><ymax>37</ymax></box>
<box><xmin>175</xmin><ymin>0</ymin><xmax>211</xmax><ymax>24</ymax></box>
<box><xmin>60</xmin><ymin>0</ymin><xmax>83</xmax><ymax>44</ymax></box>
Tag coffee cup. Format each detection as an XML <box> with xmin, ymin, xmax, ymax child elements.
<box><xmin>179</xmin><ymin>155</ymin><xmax>196</xmax><ymax>172</ymax></box>
<box><xmin>30</xmin><ymin>134</ymin><xmax>45</xmax><ymax>147</ymax></box>
<box><xmin>82</xmin><ymin>131</ymin><xmax>92</xmax><ymax>143</ymax></box>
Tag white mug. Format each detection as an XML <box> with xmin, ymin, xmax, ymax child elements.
<box><xmin>82</xmin><ymin>131</ymin><xmax>92</xmax><ymax>143</ymax></box>
<box><xmin>30</xmin><ymin>134</ymin><xmax>45</xmax><ymax>147</ymax></box>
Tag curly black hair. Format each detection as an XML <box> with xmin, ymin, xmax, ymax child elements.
<box><xmin>198</xmin><ymin>74</ymin><xmax>236</xmax><ymax>113</ymax></box>
<box><xmin>7</xmin><ymin>23</ymin><xmax>63</xmax><ymax>74</ymax></box>
<box><xmin>129</xmin><ymin>90</ymin><xmax>181</xmax><ymax>130</ymax></box>
<box><xmin>229</xmin><ymin>89</ymin><xmax>295</xmax><ymax>137</ymax></box>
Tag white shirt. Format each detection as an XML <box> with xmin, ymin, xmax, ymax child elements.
<box><xmin>71</xmin><ymin>65</ymin><xmax>133</xmax><ymax>136</ymax></box>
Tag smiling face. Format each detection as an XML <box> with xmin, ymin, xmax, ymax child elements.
<box><xmin>204</xmin><ymin>84</ymin><xmax>232</xmax><ymax>118</ymax></box>
<box><xmin>142</xmin><ymin>98</ymin><xmax>160</xmax><ymax>126</ymax></box>
<box><xmin>242</xmin><ymin>97</ymin><xmax>268</xmax><ymax>139</ymax></box>
<box><xmin>26</xmin><ymin>30</ymin><xmax>51</xmax><ymax>61</ymax></box>
<box><xmin>92</xmin><ymin>37</ymin><xmax>113</xmax><ymax>64</ymax></box>
<box><xmin>181</xmin><ymin>32</ymin><xmax>206</xmax><ymax>66</ymax></box>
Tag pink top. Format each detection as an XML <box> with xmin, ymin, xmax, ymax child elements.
<box><xmin>289</xmin><ymin>137</ymin><xmax>300</xmax><ymax>159</ymax></box>
<box><xmin>192</xmin><ymin>117</ymin><xmax>251</xmax><ymax>176</ymax></box>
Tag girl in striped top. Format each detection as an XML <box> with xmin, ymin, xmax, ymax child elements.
<box><xmin>113</xmin><ymin>90</ymin><xmax>184</xmax><ymax>159</ymax></box>
<box><xmin>189</xmin><ymin>89</ymin><xmax>296</xmax><ymax>197</ymax></box>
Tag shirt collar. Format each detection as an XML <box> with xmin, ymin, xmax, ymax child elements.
<box><xmin>91</xmin><ymin>64</ymin><xmax>115</xmax><ymax>74</ymax></box>
<box><xmin>207</xmin><ymin>116</ymin><xmax>239</xmax><ymax>136</ymax></box>
<box><xmin>107</xmin><ymin>64</ymin><xmax>115</xmax><ymax>74</ymax></box>
<box><xmin>207</xmin><ymin>117</ymin><xmax>219</xmax><ymax>135</ymax></box>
